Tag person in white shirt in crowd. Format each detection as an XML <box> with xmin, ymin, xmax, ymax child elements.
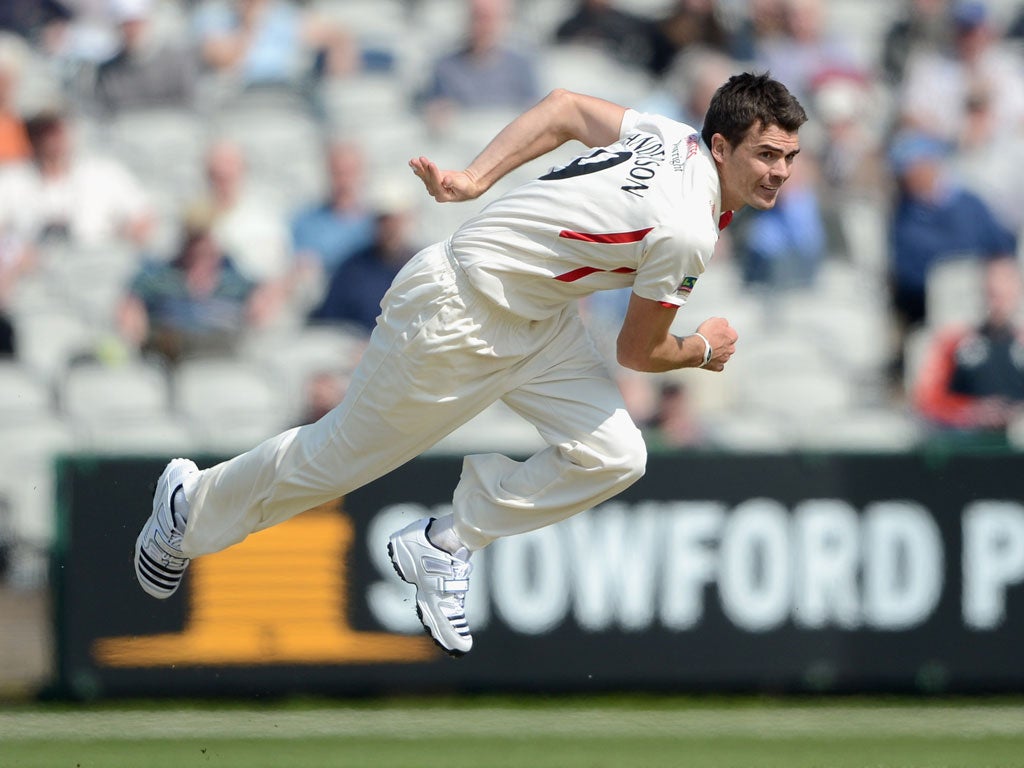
<box><xmin>0</xmin><ymin>109</ymin><xmax>153</xmax><ymax>249</ymax></box>
<box><xmin>898</xmin><ymin>0</ymin><xmax>1024</xmax><ymax>144</ymax></box>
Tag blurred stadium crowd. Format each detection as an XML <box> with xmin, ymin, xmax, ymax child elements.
<box><xmin>2</xmin><ymin>0</ymin><xmax>1024</xmax><ymax>586</ymax></box>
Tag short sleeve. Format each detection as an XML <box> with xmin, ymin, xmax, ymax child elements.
<box><xmin>632</xmin><ymin>219</ymin><xmax>714</xmax><ymax>308</ymax></box>
<box><xmin>618</xmin><ymin>109</ymin><xmax>641</xmax><ymax>140</ymax></box>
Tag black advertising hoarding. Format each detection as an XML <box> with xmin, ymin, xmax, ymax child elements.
<box><xmin>52</xmin><ymin>452</ymin><xmax>1024</xmax><ymax>698</ymax></box>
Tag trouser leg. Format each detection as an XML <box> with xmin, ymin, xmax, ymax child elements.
<box><xmin>451</xmin><ymin>316</ymin><xmax>647</xmax><ymax>551</ymax></box>
<box><xmin>179</xmin><ymin>243</ymin><xmax>513</xmax><ymax>557</ymax></box>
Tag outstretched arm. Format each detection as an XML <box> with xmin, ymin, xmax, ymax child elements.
<box><xmin>409</xmin><ymin>89</ymin><xmax>627</xmax><ymax>203</ymax></box>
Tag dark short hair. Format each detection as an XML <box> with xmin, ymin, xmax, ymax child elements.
<box><xmin>701</xmin><ymin>72</ymin><xmax>807</xmax><ymax>149</ymax></box>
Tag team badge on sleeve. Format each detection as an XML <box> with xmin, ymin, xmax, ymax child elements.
<box><xmin>676</xmin><ymin>275</ymin><xmax>698</xmax><ymax>298</ymax></box>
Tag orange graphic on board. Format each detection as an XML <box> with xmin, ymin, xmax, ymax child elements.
<box><xmin>92</xmin><ymin>501</ymin><xmax>437</xmax><ymax>666</ymax></box>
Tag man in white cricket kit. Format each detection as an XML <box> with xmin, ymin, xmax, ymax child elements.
<box><xmin>135</xmin><ymin>73</ymin><xmax>807</xmax><ymax>656</ymax></box>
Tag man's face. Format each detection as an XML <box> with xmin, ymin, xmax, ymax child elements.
<box><xmin>713</xmin><ymin>122</ymin><xmax>801</xmax><ymax>211</ymax></box>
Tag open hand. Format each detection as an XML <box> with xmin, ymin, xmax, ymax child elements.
<box><xmin>408</xmin><ymin>156</ymin><xmax>482</xmax><ymax>203</ymax></box>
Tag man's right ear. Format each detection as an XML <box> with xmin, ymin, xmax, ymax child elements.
<box><xmin>710</xmin><ymin>134</ymin><xmax>729</xmax><ymax>163</ymax></box>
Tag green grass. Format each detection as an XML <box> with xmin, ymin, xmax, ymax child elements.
<box><xmin>3</xmin><ymin>698</ymin><xmax>1024</xmax><ymax>768</ymax></box>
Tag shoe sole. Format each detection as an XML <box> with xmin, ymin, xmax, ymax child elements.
<box><xmin>387</xmin><ymin>539</ymin><xmax>467</xmax><ymax>658</ymax></box>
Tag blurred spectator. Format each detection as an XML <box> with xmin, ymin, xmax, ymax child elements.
<box><xmin>811</xmin><ymin>71</ymin><xmax>887</xmax><ymax>259</ymax></box>
<box><xmin>734</xmin><ymin>151</ymin><xmax>826</xmax><ymax>290</ymax></box>
<box><xmin>813</xmin><ymin>71</ymin><xmax>885</xmax><ymax>198</ymax></box>
<box><xmin>952</xmin><ymin>79</ymin><xmax>1024</xmax><ymax>235</ymax></box>
<box><xmin>0</xmin><ymin>110</ymin><xmax>154</xmax><ymax>249</ymax></box>
<box><xmin>644</xmin><ymin>380</ymin><xmax>706</xmax><ymax>450</ymax></box>
<box><xmin>729</xmin><ymin>0</ymin><xmax>787</xmax><ymax>62</ymax></box>
<box><xmin>91</xmin><ymin>0</ymin><xmax>197</xmax><ymax>115</ymax></box>
<box><xmin>0</xmin><ymin>0</ymin><xmax>74</xmax><ymax>47</ymax></box>
<box><xmin>754</xmin><ymin>0</ymin><xmax>863</xmax><ymax>106</ymax></box>
<box><xmin>0</xmin><ymin>234</ymin><xmax>33</xmax><ymax>356</ymax></box>
<box><xmin>1009</xmin><ymin>3</ymin><xmax>1024</xmax><ymax>41</ymax></box>
<box><xmin>309</xmin><ymin>183</ymin><xmax>419</xmax><ymax>335</ymax></box>
<box><xmin>887</xmin><ymin>130</ymin><xmax>1016</xmax><ymax>379</ymax></box>
<box><xmin>193</xmin><ymin>138</ymin><xmax>292</xmax><ymax>324</ymax></box>
<box><xmin>117</xmin><ymin>204</ymin><xmax>265</xmax><ymax>364</ymax></box>
<box><xmin>898</xmin><ymin>0</ymin><xmax>1024</xmax><ymax>143</ymax></box>
<box><xmin>881</xmin><ymin>0</ymin><xmax>953</xmax><ymax>84</ymax></box>
<box><xmin>290</xmin><ymin>141</ymin><xmax>375</xmax><ymax>278</ymax></box>
<box><xmin>14</xmin><ymin>0</ymin><xmax>125</xmax><ymax>80</ymax></box>
<box><xmin>198</xmin><ymin>138</ymin><xmax>290</xmax><ymax>284</ymax></box>
<box><xmin>553</xmin><ymin>0</ymin><xmax>659</xmax><ymax>73</ymax></box>
<box><xmin>648</xmin><ymin>0</ymin><xmax>731</xmax><ymax>76</ymax></box>
<box><xmin>420</xmin><ymin>0</ymin><xmax>540</xmax><ymax>129</ymax></box>
<box><xmin>192</xmin><ymin>0</ymin><xmax>356</xmax><ymax>94</ymax></box>
<box><xmin>644</xmin><ymin>48</ymin><xmax>736</xmax><ymax>127</ymax></box>
<box><xmin>913</xmin><ymin>257</ymin><xmax>1024</xmax><ymax>439</ymax></box>
<box><xmin>0</xmin><ymin>35</ymin><xmax>30</xmax><ymax>165</ymax></box>
<box><xmin>0</xmin><ymin>36</ymin><xmax>34</xmax><ymax>351</ymax></box>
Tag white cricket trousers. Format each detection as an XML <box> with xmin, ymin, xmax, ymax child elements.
<box><xmin>179</xmin><ymin>240</ymin><xmax>647</xmax><ymax>557</ymax></box>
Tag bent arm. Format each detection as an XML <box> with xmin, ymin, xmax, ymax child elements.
<box><xmin>409</xmin><ymin>89</ymin><xmax>627</xmax><ymax>202</ymax></box>
<box><xmin>616</xmin><ymin>293</ymin><xmax>737</xmax><ymax>373</ymax></box>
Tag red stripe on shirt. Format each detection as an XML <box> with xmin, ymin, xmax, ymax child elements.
<box><xmin>558</xmin><ymin>227</ymin><xmax>653</xmax><ymax>244</ymax></box>
<box><xmin>554</xmin><ymin>266</ymin><xmax>602</xmax><ymax>282</ymax></box>
<box><xmin>554</xmin><ymin>265</ymin><xmax>637</xmax><ymax>282</ymax></box>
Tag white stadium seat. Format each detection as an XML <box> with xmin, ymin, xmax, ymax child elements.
<box><xmin>173</xmin><ymin>359</ymin><xmax>289</xmax><ymax>453</ymax></box>
<box><xmin>0</xmin><ymin>362</ymin><xmax>52</xmax><ymax>426</ymax></box>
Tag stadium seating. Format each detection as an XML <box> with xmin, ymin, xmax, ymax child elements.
<box><xmin>796</xmin><ymin>407</ymin><xmax>923</xmax><ymax>452</ymax></box>
<box><xmin>0</xmin><ymin>417</ymin><xmax>75</xmax><ymax>586</ymax></box>
<box><xmin>425</xmin><ymin>400</ymin><xmax>547</xmax><ymax>456</ymax></box>
<box><xmin>0</xmin><ymin>361</ymin><xmax>51</xmax><ymax>424</ymax></box>
<box><xmin>925</xmin><ymin>257</ymin><xmax>987</xmax><ymax>329</ymax></box>
<box><xmin>60</xmin><ymin>359</ymin><xmax>175</xmax><ymax>448</ymax></box>
<box><xmin>13</xmin><ymin>309</ymin><xmax>99</xmax><ymax>384</ymax></box>
<box><xmin>241</xmin><ymin>324</ymin><xmax>367</xmax><ymax>405</ymax></box>
<box><xmin>172</xmin><ymin>358</ymin><xmax>290</xmax><ymax>453</ymax></box>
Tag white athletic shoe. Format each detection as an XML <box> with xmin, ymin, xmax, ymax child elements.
<box><xmin>134</xmin><ymin>458</ymin><xmax>198</xmax><ymax>599</ymax></box>
<box><xmin>387</xmin><ymin>518</ymin><xmax>473</xmax><ymax>656</ymax></box>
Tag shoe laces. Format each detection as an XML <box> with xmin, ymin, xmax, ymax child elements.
<box><xmin>440</xmin><ymin>556</ymin><xmax>472</xmax><ymax>613</ymax></box>
<box><xmin>164</xmin><ymin>530</ymin><xmax>187</xmax><ymax>565</ymax></box>
<box><xmin>152</xmin><ymin>510</ymin><xmax>187</xmax><ymax>566</ymax></box>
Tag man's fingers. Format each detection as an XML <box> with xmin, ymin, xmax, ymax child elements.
<box><xmin>409</xmin><ymin>156</ymin><xmax>440</xmax><ymax>189</ymax></box>
<box><xmin>409</xmin><ymin>157</ymin><xmax>469</xmax><ymax>202</ymax></box>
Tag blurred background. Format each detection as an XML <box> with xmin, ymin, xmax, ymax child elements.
<box><xmin>1</xmin><ymin>0</ymin><xmax>1024</xmax><ymax>702</ymax></box>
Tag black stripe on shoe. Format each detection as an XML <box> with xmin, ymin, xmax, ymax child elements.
<box><xmin>139</xmin><ymin>548</ymin><xmax>185</xmax><ymax>575</ymax></box>
<box><xmin>138</xmin><ymin>554</ymin><xmax>183</xmax><ymax>589</ymax></box>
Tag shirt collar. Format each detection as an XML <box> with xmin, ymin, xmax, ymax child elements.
<box><xmin>698</xmin><ymin>136</ymin><xmax>731</xmax><ymax>230</ymax></box>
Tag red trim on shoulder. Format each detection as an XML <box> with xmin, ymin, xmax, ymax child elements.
<box><xmin>659</xmin><ymin>301</ymin><xmax>679</xmax><ymax>309</ymax></box>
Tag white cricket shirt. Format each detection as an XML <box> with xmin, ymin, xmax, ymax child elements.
<box><xmin>449</xmin><ymin>109</ymin><xmax>729</xmax><ymax>320</ymax></box>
